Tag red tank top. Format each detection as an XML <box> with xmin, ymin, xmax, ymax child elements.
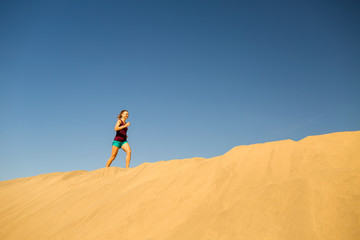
<box><xmin>114</xmin><ymin>119</ymin><xmax>128</xmax><ymax>142</ymax></box>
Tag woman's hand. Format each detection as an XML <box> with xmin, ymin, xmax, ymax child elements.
<box><xmin>125</xmin><ymin>122</ymin><xmax>131</xmax><ymax>127</ymax></box>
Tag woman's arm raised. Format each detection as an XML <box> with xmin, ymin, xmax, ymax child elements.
<box><xmin>114</xmin><ymin>120</ymin><xmax>130</xmax><ymax>131</ymax></box>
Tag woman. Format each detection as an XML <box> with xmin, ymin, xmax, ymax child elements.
<box><xmin>106</xmin><ymin>110</ymin><xmax>132</xmax><ymax>168</ymax></box>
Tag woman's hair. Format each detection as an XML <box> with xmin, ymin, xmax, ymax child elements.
<box><xmin>117</xmin><ymin>110</ymin><xmax>128</xmax><ymax>119</ymax></box>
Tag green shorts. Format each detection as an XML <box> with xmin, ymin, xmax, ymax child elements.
<box><xmin>112</xmin><ymin>140</ymin><xmax>128</xmax><ymax>148</ymax></box>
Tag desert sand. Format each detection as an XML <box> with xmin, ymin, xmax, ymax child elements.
<box><xmin>1</xmin><ymin>131</ymin><xmax>360</xmax><ymax>240</ymax></box>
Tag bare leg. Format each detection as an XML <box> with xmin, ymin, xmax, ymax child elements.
<box><xmin>106</xmin><ymin>145</ymin><xmax>120</xmax><ymax>167</ymax></box>
<box><xmin>121</xmin><ymin>142</ymin><xmax>132</xmax><ymax>168</ymax></box>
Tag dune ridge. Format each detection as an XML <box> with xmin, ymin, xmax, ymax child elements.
<box><xmin>1</xmin><ymin>131</ymin><xmax>360</xmax><ymax>240</ymax></box>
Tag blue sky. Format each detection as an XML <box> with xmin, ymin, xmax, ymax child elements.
<box><xmin>1</xmin><ymin>0</ymin><xmax>359</xmax><ymax>181</ymax></box>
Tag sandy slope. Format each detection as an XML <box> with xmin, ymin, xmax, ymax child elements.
<box><xmin>1</xmin><ymin>131</ymin><xmax>359</xmax><ymax>240</ymax></box>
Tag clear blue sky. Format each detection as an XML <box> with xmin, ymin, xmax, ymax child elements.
<box><xmin>1</xmin><ymin>0</ymin><xmax>359</xmax><ymax>181</ymax></box>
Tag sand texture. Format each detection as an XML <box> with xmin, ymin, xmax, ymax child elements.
<box><xmin>1</xmin><ymin>131</ymin><xmax>360</xmax><ymax>240</ymax></box>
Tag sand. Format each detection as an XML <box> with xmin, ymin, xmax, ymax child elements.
<box><xmin>1</xmin><ymin>131</ymin><xmax>359</xmax><ymax>240</ymax></box>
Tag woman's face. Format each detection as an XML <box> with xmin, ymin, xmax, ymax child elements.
<box><xmin>122</xmin><ymin>111</ymin><xmax>129</xmax><ymax>119</ymax></box>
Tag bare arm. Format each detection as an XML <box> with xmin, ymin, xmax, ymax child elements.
<box><xmin>114</xmin><ymin>120</ymin><xmax>130</xmax><ymax>131</ymax></box>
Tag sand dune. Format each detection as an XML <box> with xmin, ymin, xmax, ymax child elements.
<box><xmin>1</xmin><ymin>131</ymin><xmax>359</xmax><ymax>240</ymax></box>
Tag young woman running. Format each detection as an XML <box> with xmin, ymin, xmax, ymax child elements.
<box><xmin>106</xmin><ymin>110</ymin><xmax>132</xmax><ymax>168</ymax></box>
